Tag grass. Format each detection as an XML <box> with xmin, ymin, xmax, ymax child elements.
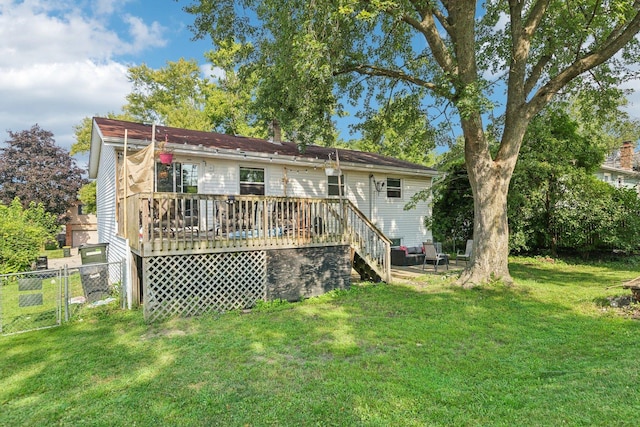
<box><xmin>41</xmin><ymin>248</ymin><xmax>65</xmax><ymax>259</ymax></box>
<box><xmin>1</xmin><ymin>256</ymin><xmax>639</xmax><ymax>426</ymax></box>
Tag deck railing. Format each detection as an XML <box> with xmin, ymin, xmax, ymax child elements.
<box><xmin>343</xmin><ymin>202</ymin><xmax>392</xmax><ymax>282</ymax></box>
<box><xmin>119</xmin><ymin>193</ymin><xmax>390</xmax><ymax>280</ymax></box>
<box><xmin>120</xmin><ymin>193</ymin><xmax>346</xmax><ymax>255</ymax></box>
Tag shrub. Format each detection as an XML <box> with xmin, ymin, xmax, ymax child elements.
<box><xmin>0</xmin><ymin>198</ymin><xmax>55</xmax><ymax>273</ymax></box>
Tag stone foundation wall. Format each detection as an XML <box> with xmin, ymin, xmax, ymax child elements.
<box><xmin>266</xmin><ymin>245</ymin><xmax>351</xmax><ymax>301</ymax></box>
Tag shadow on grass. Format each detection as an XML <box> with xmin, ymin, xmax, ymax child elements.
<box><xmin>1</xmin><ymin>270</ymin><xmax>639</xmax><ymax>426</ymax></box>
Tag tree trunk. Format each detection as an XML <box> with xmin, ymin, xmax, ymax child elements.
<box><xmin>456</xmin><ymin>114</ymin><xmax>526</xmax><ymax>287</ymax></box>
<box><xmin>457</xmin><ymin>159</ymin><xmax>513</xmax><ymax>287</ymax></box>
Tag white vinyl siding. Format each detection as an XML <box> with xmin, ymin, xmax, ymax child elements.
<box><xmin>95</xmin><ymin>146</ymin><xmax>128</xmax><ymax>263</ymax></box>
<box><xmin>368</xmin><ymin>175</ymin><xmax>432</xmax><ymax>247</ymax></box>
<box><xmin>200</xmin><ymin>159</ymin><xmax>238</xmax><ymax>195</ymax></box>
<box><xmin>99</xmin><ymin>147</ymin><xmax>434</xmax><ymax>256</ymax></box>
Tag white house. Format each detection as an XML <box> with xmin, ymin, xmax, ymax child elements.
<box><xmin>595</xmin><ymin>141</ymin><xmax>640</xmax><ymax>194</ymax></box>
<box><xmin>89</xmin><ymin>117</ymin><xmax>438</xmax><ymax>319</ymax></box>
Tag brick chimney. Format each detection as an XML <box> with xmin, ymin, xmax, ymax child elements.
<box><xmin>620</xmin><ymin>141</ymin><xmax>634</xmax><ymax>170</ymax></box>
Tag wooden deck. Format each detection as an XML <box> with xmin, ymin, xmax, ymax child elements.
<box><xmin>120</xmin><ymin>193</ymin><xmax>392</xmax><ymax>282</ymax></box>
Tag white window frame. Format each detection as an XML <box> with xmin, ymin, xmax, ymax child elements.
<box><xmin>386</xmin><ymin>178</ymin><xmax>402</xmax><ymax>199</ymax></box>
<box><xmin>239</xmin><ymin>166</ymin><xmax>265</xmax><ymax>195</ymax></box>
<box><xmin>327</xmin><ymin>174</ymin><xmax>345</xmax><ymax>197</ymax></box>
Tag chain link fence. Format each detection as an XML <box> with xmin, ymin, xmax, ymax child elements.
<box><xmin>0</xmin><ymin>260</ymin><xmax>125</xmax><ymax>336</ymax></box>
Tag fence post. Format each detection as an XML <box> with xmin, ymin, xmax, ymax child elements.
<box><xmin>64</xmin><ymin>265</ymin><xmax>69</xmax><ymax>322</ymax></box>
<box><xmin>121</xmin><ymin>258</ymin><xmax>126</xmax><ymax>309</ymax></box>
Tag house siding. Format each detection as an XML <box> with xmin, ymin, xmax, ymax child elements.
<box><xmin>344</xmin><ymin>171</ymin><xmax>431</xmax><ymax>247</ymax></box>
<box><xmin>285</xmin><ymin>168</ymin><xmax>326</xmax><ymax>197</ymax></box>
<box><xmin>194</xmin><ymin>161</ymin><xmax>431</xmax><ymax>247</ymax></box>
<box><xmin>595</xmin><ymin>168</ymin><xmax>640</xmax><ymax>194</ymax></box>
<box><xmin>95</xmin><ymin>145</ymin><xmax>128</xmax><ymax>263</ymax></box>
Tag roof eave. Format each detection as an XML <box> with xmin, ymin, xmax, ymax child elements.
<box><xmin>99</xmin><ymin>135</ymin><xmax>438</xmax><ymax>177</ymax></box>
<box><xmin>88</xmin><ymin>118</ymin><xmax>104</xmax><ymax>179</ymax></box>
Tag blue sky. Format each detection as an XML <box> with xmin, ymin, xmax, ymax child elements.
<box><xmin>1</xmin><ymin>0</ymin><xmax>639</xmax><ymax>169</ymax></box>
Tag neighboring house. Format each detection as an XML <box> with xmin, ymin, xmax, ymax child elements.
<box><xmin>595</xmin><ymin>141</ymin><xmax>640</xmax><ymax>195</ymax></box>
<box><xmin>89</xmin><ymin>117</ymin><xmax>437</xmax><ymax>319</ymax></box>
<box><xmin>64</xmin><ymin>201</ymin><xmax>98</xmax><ymax>247</ymax></box>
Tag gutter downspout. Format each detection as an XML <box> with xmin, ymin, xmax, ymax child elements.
<box><xmin>369</xmin><ymin>174</ymin><xmax>374</xmax><ymax>219</ymax></box>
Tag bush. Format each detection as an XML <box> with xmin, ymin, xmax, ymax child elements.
<box><xmin>0</xmin><ymin>198</ymin><xmax>55</xmax><ymax>273</ymax></box>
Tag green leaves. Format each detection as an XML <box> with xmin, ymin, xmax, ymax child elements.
<box><xmin>125</xmin><ymin>59</ymin><xmax>212</xmax><ymax>131</ymax></box>
<box><xmin>0</xmin><ymin>199</ymin><xmax>54</xmax><ymax>273</ymax></box>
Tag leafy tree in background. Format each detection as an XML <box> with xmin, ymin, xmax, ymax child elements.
<box><xmin>125</xmin><ymin>58</ymin><xmax>213</xmax><ymax>131</ymax></box>
<box><xmin>508</xmin><ymin>106</ymin><xmax>608</xmax><ymax>255</ymax></box>
<box><xmin>0</xmin><ymin>125</ymin><xmax>86</xmax><ymax>218</ymax></box>
<box><xmin>353</xmin><ymin>94</ymin><xmax>438</xmax><ymax>165</ymax></box>
<box><xmin>205</xmin><ymin>42</ymin><xmax>267</xmax><ymax>138</ymax></box>
<box><xmin>0</xmin><ymin>199</ymin><xmax>55</xmax><ymax>273</ymax></box>
<box><xmin>184</xmin><ymin>0</ymin><xmax>640</xmax><ymax>286</ymax></box>
<box><xmin>427</xmin><ymin>141</ymin><xmax>474</xmax><ymax>251</ymax></box>
<box><xmin>23</xmin><ymin>200</ymin><xmax>60</xmax><ymax>238</ymax></box>
<box><xmin>78</xmin><ymin>181</ymin><xmax>97</xmax><ymax>215</ymax></box>
<box><xmin>607</xmin><ymin>187</ymin><xmax>640</xmax><ymax>253</ymax></box>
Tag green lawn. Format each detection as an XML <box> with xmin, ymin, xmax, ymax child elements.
<box><xmin>1</xmin><ymin>257</ymin><xmax>639</xmax><ymax>426</ymax></box>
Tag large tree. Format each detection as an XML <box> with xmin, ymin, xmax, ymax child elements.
<box><xmin>0</xmin><ymin>125</ymin><xmax>86</xmax><ymax>218</ymax></box>
<box><xmin>184</xmin><ymin>0</ymin><xmax>640</xmax><ymax>286</ymax></box>
<box><xmin>432</xmin><ymin>101</ymin><xmax>640</xmax><ymax>256</ymax></box>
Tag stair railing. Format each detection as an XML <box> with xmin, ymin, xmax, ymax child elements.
<box><xmin>340</xmin><ymin>200</ymin><xmax>392</xmax><ymax>282</ymax></box>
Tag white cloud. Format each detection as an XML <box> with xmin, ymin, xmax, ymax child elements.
<box><xmin>200</xmin><ymin>63</ymin><xmax>226</xmax><ymax>80</ymax></box>
<box><xmin>122</xmin><ymin>14</ymin><xmax>166</xmax><ymax>54</ymax></box>
<box><xmin>0</xmin><ymin>0</ymin><xmax>167</xmax><ymax>168</ymax></box>
<box><xmin>92</xmin><ymin>0</ymin><xmax>132</xmax><ymax>16</ymax></box>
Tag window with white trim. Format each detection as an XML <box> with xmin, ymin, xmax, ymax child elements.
<box><xmin>240</xmin><ymin>167</ymin><xmax>265</xmax><ymax>195</ymax></box>
<box><xmin>386</xmin><ymin>178</ymin><xmax>402</xmax><ymax>198</ymax></box>
<box><xmin>328</xmin><ymin>175</ymin><xmax>345</xmax><ymax>196</ymax></box>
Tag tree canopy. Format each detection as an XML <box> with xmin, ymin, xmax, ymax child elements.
<box><xmin>0</xmin><ymin>125</ymin><xmax>86</xmax><ymax>219</ymax></box>
<box><xmin>184</xmin><ymin>0</ymin><xmax>640</xmax><ymax>285</ymax></box>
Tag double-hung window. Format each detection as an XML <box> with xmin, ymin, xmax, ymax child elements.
<box><xmin>386</xmin><ymin>178</ymin><xmax>402</xmax><ymax>198</ymax></box>
<box><xmin>240</xmin><ymin>167</ymin><xmax>265</xmax><ymax>195</ymax></box>
<box><xmin>328</xmin><ymin>175</ymin><xmax>345</xmax><ymax>196</ymax></box>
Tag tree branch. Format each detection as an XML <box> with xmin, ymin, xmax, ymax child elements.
<box><xmin>336</xmin><ymin>64</ymin><xmax>442</xmax><ymax>93</ymax></box>
<box><xmin>528</xmin><ymin>5</ymin><xmax>640</xmax><ymax>115</ymax></box>
<box><xmin>522</xmin><ymin>0</ymin><xmax>551</xmax><ymax>39</ymax></box>
<box><xmin>398</xmin><ymin>4</ymin><xmax>457</xmax><ymax>75</ymax></box>
<box><xmin>524</xmin><ymin>53</ymin><xmax>553</xmax><ymax>95</ymax></box>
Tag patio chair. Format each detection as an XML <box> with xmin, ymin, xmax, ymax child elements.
<box><xmin>422</xmin><ymin>242</ymin><xmax>449</xmax><ymax>272</ymax></box>
<box><xmin>456</xmin><ymin>239</ymin><xmax>473</xmax><ymax>265</ymax></box>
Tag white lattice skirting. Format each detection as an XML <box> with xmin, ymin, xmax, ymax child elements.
<box><xmin>143</xmin><ymin>251</ymin><xmax>267</xmax><ymax>321</ymax></box>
